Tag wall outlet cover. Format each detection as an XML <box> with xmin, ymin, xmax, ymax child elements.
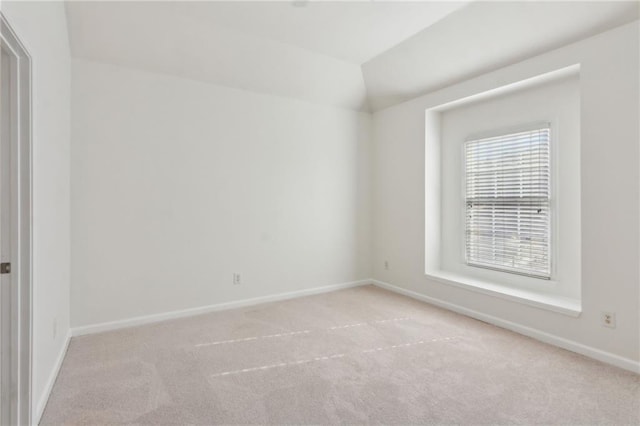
<box><xmin>601</xmin><ymin>312</ymin><xmax>616</xmax><ymax>328</ymax></box>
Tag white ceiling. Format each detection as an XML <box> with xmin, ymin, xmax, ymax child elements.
<box><xmin>157</xmin><ymin>1</ymin><xmax>469</xmax><ymax>64</ymax></box>
<box><xmin>65</xmin><ymin>1</ymin><xmax>370</xmax><ymax>110</ymax></box>
<box><xmin>362</xmin><ymin>1</ymin><xmax>640</xmax><ymax>110</ymax></box>
<box><xmin>66</xmin><ymin>1</ymin><xmax>639</xmax><ymax>111</ymax></box>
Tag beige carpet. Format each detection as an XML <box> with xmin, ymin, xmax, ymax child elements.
<box><xmin>40</xmin><ymin>285</ymin><xmax>639</xmax><ymax>425</ymax></box>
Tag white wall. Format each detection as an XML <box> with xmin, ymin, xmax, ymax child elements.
<box><xmin>372</xmin><ymin>22</ymin><xmax>639</xmax><ymax>364</ymax></box>
<box><xmin>71</xmin><ymin>59</ymin><xmax>371</xmax><ymax>328</ymax></box>
<box><xmin>1</xmin><ymin>1</ymin><xmax>71</xmax><ymax>421</ymax></box>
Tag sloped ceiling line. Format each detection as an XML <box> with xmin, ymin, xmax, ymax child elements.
<box><xmin>65</xmin><ymin>1</ymin><xmax>639</xmax><ymax>112</ymax></box>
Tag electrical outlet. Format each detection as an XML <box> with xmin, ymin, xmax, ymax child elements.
<box><xmin>384</xmin><ymin>260</ymin><xmax>389</xmax><ymax>270</ymax></box>
<box><xmin>601</xmin><ymin>312</ymin><xmax>616</xmax><ymax>328</ymax></box>
<box><xmin>233</xmin><ymin>273</ymin><xmax>241</xmax><ymax>285</ymax></box>
<box><xmin>53</xmin><ymin>318</ymin><xmax>58</xmax><ymax>340</ymax></box>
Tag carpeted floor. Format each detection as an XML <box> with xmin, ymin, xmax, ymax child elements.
<box><xmin>40</xmin><ymin>285</ymin><xmax>639</xmax><ymax>425</ymax></box>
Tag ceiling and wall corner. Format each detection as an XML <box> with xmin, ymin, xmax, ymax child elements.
<box><xmin>64</xmin><ymin>1</ymin><xmax>370</xmax><ymax>111</ymax></box>
<box><xmin>62</xmin><ymin>1</ymin><xmax>467</xmax><ymax>112</ymax></box>
<box><xmin>65</xmin><ymin>1</ymin><xmax>638</xmax><ymax>113</ymax></box>
<box><xmin>362</xmin><ymin>1</ymin><xmax>640</xmax><ymax>111</ymax></box>
<box><xmin>63</xmin><ymin>0</ymin><xmax>469</xmax><ymax>112</ymax></box>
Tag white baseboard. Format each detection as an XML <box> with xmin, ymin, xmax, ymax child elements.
<box><xmin>33</xmin><ymin>277</ymin><xmax>637</xmax><ymax>425</ymax></box>
<box><xmin>71</xmin><ymin>279</ymin><xmax>371</xmax><ymax>337</ymax></box>
<box><xmin>34</xmin><ymin>329</ymin><xmax>72</xmax><ymax>425</ymax></box>
<box><xmin>372</xmin><ymin>279</ymin><xmax>640</xmax><ymax>374</ymax></box>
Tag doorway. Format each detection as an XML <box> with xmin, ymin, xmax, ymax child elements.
<box><xmin>0</xmin><ymin>13</ymin><xmax>32</xmax><ymax>426</ymax></box>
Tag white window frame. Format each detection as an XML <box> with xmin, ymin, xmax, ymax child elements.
<box><xmin>424</xmin><ymin>66</ymin><xmax>581</xmax><ymax>316</ymax></box>
<box><xmin>461</xmin><ymin>122</ymin><xmax>556</xmax><ymax>282</ymax></box>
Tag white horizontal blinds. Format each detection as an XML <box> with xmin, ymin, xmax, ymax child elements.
<box><xmin>465</xmin><ymin>126</ymin><xmax>551</xmax><ymax>279</ymax></box>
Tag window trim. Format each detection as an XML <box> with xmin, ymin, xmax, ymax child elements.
<box><xmin>423</xmin><ymin>270</ymin><xmax>581</xmax><ymax>317</ymax></box>
<box><xmin>423</xmin><ymin>65</ymin><xmax>581</xmax><ymax>316</ymax></box>
<box><xmin>460</xmin><ymin>121</ymin><xmax>556</xmax><ymax>281</ymax></box>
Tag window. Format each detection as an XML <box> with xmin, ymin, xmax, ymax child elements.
<box><xmin>464</xmin><ymin>125</ymin><xmax>551</xmax><ymax>279</ymax></box>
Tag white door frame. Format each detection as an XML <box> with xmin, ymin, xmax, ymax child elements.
<box><xmin>0</xmin><ymin>13</ymin><xmax>32</xmax><ymax>426</ymax></box>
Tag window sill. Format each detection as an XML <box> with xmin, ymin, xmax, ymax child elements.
<box><xmin>424</xmin><ymin>270</ymin><xmax>581</xmax><ymax>317</ymax></box>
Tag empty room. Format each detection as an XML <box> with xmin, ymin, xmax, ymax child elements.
<box><xmin>0</xmin><ymin>0</ymin><xmax>639</xmax><ymax>424</ymax></box>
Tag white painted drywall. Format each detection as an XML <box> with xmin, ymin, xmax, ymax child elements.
<box><xmin>65</xmin><ymin>1</ymin><xmax>468</xmax><ymax>66</ymax></box>
<box><xmin>65</xmin><ymin>2</ymin><xmax>370</xmax><ymax>111</ymax></box>
<box><xmin>71</xmin><ymin>59</ymin><xmax>371</xmax><ymax>328</ymax></box>
<box><xmin>1</xmin><ymin>1</ymin><xmax>71</xmax><ymax>420</ymax></box>
<box><xmin>372</xmin><ymin>22</ymin><xmax>639</xmax><ymax>362</ymax></box>
<box><xmin>363</xmin><ymin>1</ymin><xmax>639</xmax><ymax>111</ymax></box>
<box><xmin>439</xmin><ymin>76</ymin><xmax>581</xmax><ymax>300</ymax></box>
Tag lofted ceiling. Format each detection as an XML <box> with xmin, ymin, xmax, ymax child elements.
<box><xmin>65</xmin><ymin>0</ymin><xmax>469</xmax><ymax>111</ymax></box>
<box><xmin>363</xmin><ymin>0</ymin><xmax>640</xmax><ymax>110</ymax></box>
<box><xmin>65</xmin><ymin>1</ymin><xmax>469</xmax><ymax>66</ymax></box>
<box><xmin>65</xmin><ymin>1</ymin><xmax>639</xmax><ymax>112</ymax></box>
<box><xmin>151</xmin><ymin>1</ymin><xmax>470</xmax><ymax>65</ymax></box>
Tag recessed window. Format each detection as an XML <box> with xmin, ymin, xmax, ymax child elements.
<box><xmin>464</xmin><ymin>125</ymin><xmax>551</xmax><ymax>279</ymax></box>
